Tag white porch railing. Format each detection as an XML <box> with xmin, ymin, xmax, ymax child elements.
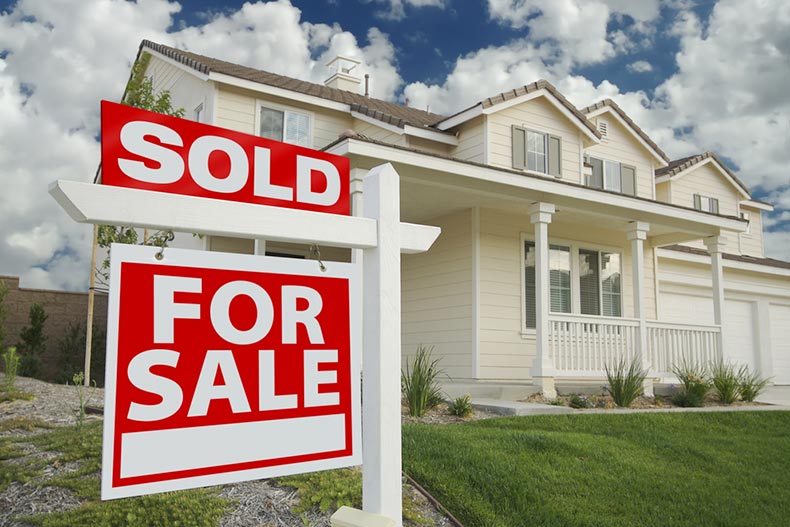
<box><xmin>548</xmin><ymin>314</ymin><xmax>722</xmax><ymax>377</ymax></box>
<box><xmin>548</xmin><ymin>314</ymin><xmax>640</xmax><ymax>375</ymax></box>
<box><xmin>646</xmin><ymin>321</ymin><xmax>722</xmax><ymax>376</ymax></box>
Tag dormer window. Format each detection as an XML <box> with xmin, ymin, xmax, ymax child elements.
<box><xmin>258</xmin><ymin>103</ymin><xmax>311</xmax><ymax>147</ymax></box>
<box><xmin>694</xmin><ymin>194</ymin><xmax>719</xmax><ymax>213</ymax></box>
<box><xmin>512</xmin><ymin>125</ymin><xmax>561</xmax><ymax>177</ymax></box>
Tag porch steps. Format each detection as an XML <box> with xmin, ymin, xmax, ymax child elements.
<box><xmin>471</xmin><ymin>398</ymin><xmax>573</xmax><ymax>416</ymax></box>
<box><xmin>441</xmin><ymin>381</ymin><xmax>540</xmax><ymax>401</ymax></box>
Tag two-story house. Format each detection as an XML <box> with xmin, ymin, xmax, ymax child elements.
<box><xmin>129</xmin><ymin>40</ymin><xmax>790</xmax><ymax>398</ymax></box>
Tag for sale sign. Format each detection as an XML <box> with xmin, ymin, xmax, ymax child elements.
<box><xmin>101</xmin><ymin>244</ymin><xmax>361</xmax><ymax>500</ymax></box>
<box><xmin>100</xmin><ymin>100</ymin><xmax>350</xmax><ymax>215</ymax></box>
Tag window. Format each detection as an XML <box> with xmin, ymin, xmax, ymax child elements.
<box><xmin>258</xmin><ymin>104</ymin><xmax>310</xmax><ymax>147</ymax></box>
<box><xmin>512</xmin><ymin>126</ymin><xmax>562</xmax><ymax>176</ymax></box>
<box><xmin>693</xmin><ymin>194</ymin><xmax>719</xmax><ymax>213</ymax></box>
<box><xmin>740</xmin><ymin>211</ymin><xmax>751</xmax><ymax>234</ymax></box>
<box><xmin>193</xmin><ymin>103</ymin><xmax>204</xmax><ymax>123</ymax></box>
<box><xmin>524</xmin><ymin>239</ymin><xmax>622</xmax><ymax>329</ymax></box>
<box><xmin>586</xmin><ymin>156</ymin><xmax>636</xmax><ymax>195</ymax></box>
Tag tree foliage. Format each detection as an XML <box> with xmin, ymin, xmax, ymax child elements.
<box><xmin>17</xmin><ymin>303</ymin><xmax>48</xmax><ymax>378</ymax></box>
<box><xmin>96</xmin><ymin>52</ymin><xmax>185</xmax><ymax>284</ymax></box>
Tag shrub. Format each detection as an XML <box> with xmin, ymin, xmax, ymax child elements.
<box><xmin>738</xmin><ymin>367</ymin><xmax>771</xmax><ymax>402</ymax></box>
<box><xmin>402</xmin><ymin>344</ymin><xmax>445</xmax><ymax>417</ymax></box>
<box><xmin>604</xmin><ymin>357</ymin><xmax>646</xmax><ymax>408</ymax></box>
<box><xmin>3</xmin><ymin>346</ymin><xmax>19</xmax><ymax>392</ymax></box>
<box><xmin>568</xmin><ymin>394</ymin><xmax>590</xmax><ymax>409</ymax></box>
<box><xmin>710</xmin><ymin>361</ymin><xmax>740</xmax><ymax>404</ymax></box>
<box><xmin>450</xmin><ymin>394</ymin><xmax>473</xmax><ymax>417</ymax></box>
<box><xmin>672</xmin><ymin>360</ymin><xmax>710</xmax><ymax>407</ymax></box>
<box><xmin>56</xmin><ymin>322</ymin><xmax>107</xmax><ymax>387</ymax></box>
<box><xmin>17</xmin><ymin>303</ymin><xmax>48</xmax><ymax>378</ymax></box>
<box><xmin>0</xmin><ymin>280</ymin><xmax>8</xmax><ymax>349</ymax></box>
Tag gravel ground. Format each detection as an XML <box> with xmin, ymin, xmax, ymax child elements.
<box><xmin>0</xmin><ymin>375</ymin><xmax>456</xmax><ymax>527</ymax></box>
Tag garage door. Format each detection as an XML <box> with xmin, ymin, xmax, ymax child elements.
<box><xmin>769</xmin><ymin>304</ymin><xmax>790</xmax><ymax>385</ymax></box>
<box><xmin>659</xmin><ymin>293</ymin><xmax>755</xmax><ymax>370</ymax></box>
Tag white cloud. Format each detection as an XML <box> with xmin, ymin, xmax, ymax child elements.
<box><xmin>627</xmin><ymin>60</ymin><xmax>654</xmax><ymax>73</ymax></box>
<box><xmin>763</xmin><ymin>230</ymin><xmax>790</xmax><ymax>261</ymax></box>
<box><xmin>0</xmin><ymin>0</ymin><xmax>403</xmax><ymax>291</ymax></box>
<box><xmin>486</xmin><ymin>0</ymin><xmax>661</xmax><ymax>65</ymax></box>
<box><xmin>368</xmin><ymin>0</ymin><xmax>447</xmax><ymax>21</ymax></box>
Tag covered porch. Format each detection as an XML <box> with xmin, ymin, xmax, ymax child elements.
<box><xmin>327</xmin><ymin>137</ymin><xmax>746</xmax><ymax>397</ymax></box>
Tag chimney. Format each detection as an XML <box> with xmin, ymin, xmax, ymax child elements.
<box><xmin>324</xmin><ymin>56</ymin><xmax>362</xmax><ymax>92</ymax></box>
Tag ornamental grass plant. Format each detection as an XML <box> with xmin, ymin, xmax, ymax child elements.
<box><xmin>738</xmin><ymin>367</ymin><xmax>771</xmax><ymax>402</ymax></box>
<box><xmin>604</xmin><ymin>357</ymin><xmax>646</xmax><ymax>408</ymax></box>
<box><xmin>401</xmin><ymin>344</ymin><xmax>445</xmax><ymax>417</ymax></box>
<box><xmin>710</xmin><ymin>361</ymin><xmax>741</xmax><ymax>404</ymax></box>
<box><xmin>672</xmin><ymin>360</ymin><xmax>710</xmax><ymax>407</ymax></box>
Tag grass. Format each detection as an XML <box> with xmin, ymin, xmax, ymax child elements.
<box><xmin>403</xmin><ymin>412</ymin><xmax>790</xmax><ymax>527</ymax></box>
<box><xmin>0</xmin><ymin>420</ymin><xmax>229</xmax><ymax>526</ymax></box>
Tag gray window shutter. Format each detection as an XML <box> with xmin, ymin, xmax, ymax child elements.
<box><xmin>621</xmin><ymin>165</ymin><xmax>636</xmax><ymax>196</ymax></box>
<box><xmin>589</xmin><ymin>158</ymin><xmax>604</xmax><ymax>189</ymax></box>
<box><xmin>547</xmin><ymin>135</ymin><xmax>562</xmax><ymax>177</ymax></box>
<box><xmin>512</xmin><ymin>126</ymin><xmax>526</xmax><ymax>170</ymax></box>
<box><xmin>693</xmin><ymin>194</ymin><xmax>702</xmax><ymax>210</ymax></box>
<box><xmin>711</xmin><ymin>198</ymin><xmax>719</xmax><ymax>214</ymax></box>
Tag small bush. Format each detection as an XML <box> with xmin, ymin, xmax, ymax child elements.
<box><xmin>0</xmin><ymin>280</ymin><xmax>8</xmax><ymax>349</ymax></box>
<box><xmin>3</xmin><ymin>346</ymin><xmax>19</xmax><ymax>392</ymax></box>
<box><xmin>672</xmin><ymin>360</ymin><xmax>710</xmax><ymax>407</ymax></box>
<box><xmin>604</xmin><ymin>357</ymin><xmax>646</xmax><ymax>408</ymax></box>
<box><xmin>738</xmin><ymin>367</ymin><xmax>771</xmax><ymax>402</ymax></box>
<box><xmin>710</xmin><ymin>361</ymin><xmax>740</xmax><ymax>404</ymax></box>
<box><xmin>450</xmin><ymin>394</ymin><xmax>473</xmax><ymax>417</ymax></box>
<box><xmin>402</xmin><ymin>345</ymin><xmax>445</xmax><ymax>417</ymax></box>
<box><xmin>568</xmin><ymin>394</ymin><xmax>590</xmax><ymax>409</ymax></box>
<box><xmin>56</xmin><ymin>322</ymin><xmax>107</xmax><ymax>387</ymax></box>
<box><xmin>17</xmin><ymin>304</ymin><xmax>48</xmax><ymax>378</ymax></box>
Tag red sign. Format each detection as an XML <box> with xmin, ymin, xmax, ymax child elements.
<box><xmin>101</xmin><ymin>244</ymin><xmax>361</xmax><ymax>499</ymax></box>
<box><xmin>100</xmin><ymin>100</ymin><xmax>350</xmax><ymax>215</ymax></box>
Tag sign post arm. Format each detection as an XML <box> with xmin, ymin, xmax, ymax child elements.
<box><xmin>362</xmin><ymin>163</ymin><xmax>402</xmax><ymax>525</ymax></box>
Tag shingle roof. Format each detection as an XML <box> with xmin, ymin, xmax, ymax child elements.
<box><xmin>655</xmin><ymin>151</ymin><xmax>751</xmax><ymax>195</ymax></box>
<box><xmin>438</xmin><ymin>79</ymin><xmax>601</xmax><ymax>139</ymax></box>
<box><xmin>580</xmin><ymin>99</ymin><xmax>669</xmax><ymax>163</ymax></box>
<box><xmin>663</xmin><ymin>244</ymin><xmax>790</xmax><ymax>269</ymax></box>
<box><xmin>139</xmin><ymin>40</ymin><xmax>446</xmax><ymax>130</ymax></box>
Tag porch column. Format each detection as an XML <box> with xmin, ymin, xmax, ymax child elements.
<box><xmin>704</xmin><ymin>235</ymin><xmax>727</xmax><ymax>359</ymax></box>
<box><xmin>529</xmin><ymin>202</ymin><xmax>557</xmax><ymax>398</ymax></box>
<box><xmin>626</xmin><ymin>221</ymin><xmax>652</xmax><ymax>396</ymax></box>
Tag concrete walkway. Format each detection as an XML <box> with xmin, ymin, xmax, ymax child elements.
<box><xmin>472</xmin><ymin>392</ymin><xmax>790</xmax><ymax>416</ymax></box>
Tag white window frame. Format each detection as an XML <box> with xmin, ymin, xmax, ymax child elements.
<box><xmin>193</xmin><ymin>102</ymin><xmax>204</xmax><ymax>123</ymax></box>
<box><xmin>603</xmin><ymin>160</ymin><xmax>622</xmax><ymax>192</ymax></box>
<box><xmin>740</xmin><ymin>211</ymin><xmax>751</xmax><ymax>234</ymax></box>
<box><xmin>525</xmin><ymin>129</ymin><xmax>548</xmax><ymax>174</ymax></box>
<box><xmin>694</xmin><ymin>194</ymin><xmax>719</xmax><ymax>213</ymax></box>
<box><xmin>254</xmin><ymin>100</ymin><xmax>314</xmax><ymax>148</ymax></box>
<box><xmin>520</xmin><ymin>233</ymin><xmax>624</xmax><ymax>335</ymax></box>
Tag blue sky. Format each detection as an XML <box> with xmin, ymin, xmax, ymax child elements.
<box><xmin>0</xmin><ymin>0</ymin><xmax>787</xmax><ymax>290</ymax></box>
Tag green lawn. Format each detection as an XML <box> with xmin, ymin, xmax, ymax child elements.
<box><xmin>403</xmin><ymin>411</ymin><xmax>790</xmax><ymax>527</ymax></box>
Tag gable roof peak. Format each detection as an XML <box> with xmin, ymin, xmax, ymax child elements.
<box><xmin>656</xmin><ymin>150</ymin><xmax>751</xmax><ymax>196</ymax></box>
<box><xmin>137</xmin><ymin>39</ymin><xmax>447</xmax><ymax>131</ymax></box>
<box><xmin>580</xmin><ymin>98</ymin><xmax>669</xmax><ymax>164</ymax></box>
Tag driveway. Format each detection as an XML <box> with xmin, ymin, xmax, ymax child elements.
<box><xmin>757</xmin><ymin>385</ymin><xmax>790</xmax><ymax>406</ymax></box>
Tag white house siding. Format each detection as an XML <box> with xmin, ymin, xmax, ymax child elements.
<box><xmin>655</xmin><ymin>182</ymin><xmax>670</xmax><ymax>203</ymax></box>
<box><xmin>351</xmin><ymin>118</ymin><xmax>406</xmax><ymax>146</ymax></box>
<box><xmin>215</xmin><ymin>86</ymin><xmax>352</xmax><ymax>148</ymax></box>
<box><xmin>407</xmin><ymin>137</ymin><xmax>452</xmax><ymax>157</ymax></box>
<box><xmin>668</xmin><ymin>163</ymin><xmax>741</xmax><ymax>217</ymax></box>
<box><xmin>657</xmin><ymin>255</ymin><xmax>790</xmax><ymax>380</ymax></box>
<box><xmin>584</xmin><ymin>114</ymin><xmax>656</xmax><ymax>199</ymax></box>
<box><xmin>477</xmin><ymin>208</ymin><xmax>657</xmax><ymax>380</ymax></box>
<box><xmin>487</xmin><ymin>97</ymin><xmax>583</xmax><ymax>184</ymax></box>
<box><xmin>402</xmin><ymin>209</ymin><xmax>474</xmax><ymax>380</ymax></box>
<box><xmin>148</xmin><ymin>55</ymin><xmax>215</xmax><ymax>124</ymax></box>
<box><xmin>737</xmin><ymin>206</ymin><xmax>764</xmax><ymax>257</ymax></box>
<box><xmin>451</xmin><ymin>116</ymin><xmax>485</xmax><ymax>163</ymax></box>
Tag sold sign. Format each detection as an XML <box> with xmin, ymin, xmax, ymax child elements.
<box><xmin>101</xmin><ymin>244</ymin><xmax>361</xmax><ymax>499</ymax></box>
<box><xmin>100</xmin><ymin>101</ymin><xmax>350</xmax><ymax>215</ymax></box>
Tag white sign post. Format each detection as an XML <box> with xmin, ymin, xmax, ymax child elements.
<box><xmin>51</xmin><ymin>162</ymin><xmax>439</xmax><ymax>525</ymax></box>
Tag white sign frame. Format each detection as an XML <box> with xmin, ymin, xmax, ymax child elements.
<box><xmin>101</xmin><ymin>244</ymin><xmax>362</xmax><ymax>500</ymax></box>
